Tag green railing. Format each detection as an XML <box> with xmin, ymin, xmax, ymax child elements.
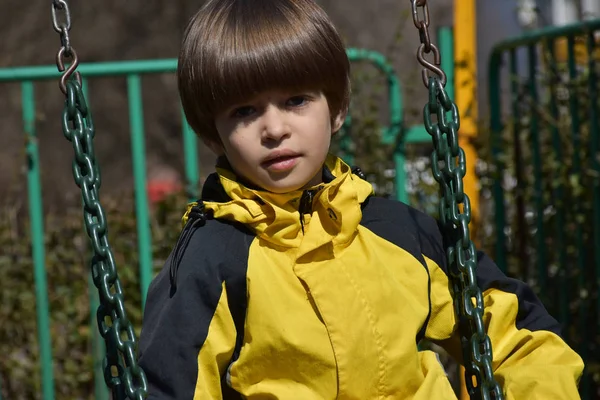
<box><xmin>0</xmin><ymin>27</ymin><xmax>453</xmax><ymax>399</ymax></box>
<box><xmin>489</xmin><ymin>19</ymin><xmax>600</xmax><ymax>398</ymax></box>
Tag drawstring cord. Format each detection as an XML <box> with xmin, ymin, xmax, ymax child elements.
<box><xmin>169</xmin><ymin>202</ymin><xmax>209</xmax><ymax>290</ymax></box>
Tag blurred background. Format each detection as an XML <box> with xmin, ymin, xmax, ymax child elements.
<box><xmin>1</xmin><ymin>0</ymin><xmax>599</xmax><ymax>399</ymax></box>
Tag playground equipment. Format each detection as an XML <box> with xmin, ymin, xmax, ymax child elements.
<box><xmin>3</xmin><ymin>0</ymin><xmax>598</xmax><ymax>399</ymax></box>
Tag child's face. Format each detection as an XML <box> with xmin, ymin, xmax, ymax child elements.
<box><xmin>211</xmin><ymin>90</ymin><xmax>345</xmax><ymax>193</ymax></box>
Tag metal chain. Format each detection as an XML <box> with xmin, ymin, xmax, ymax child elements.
<box><xmin>51</xmin><ymin>2</ymin><xmax>148</xmax><ymax>399</ymax></box>
<box><xmin>423</xmin><ymin>78</ymin><xmax>503</xmax><ymax>400</ymax></box>
<box><xmin>410</xmin><ymin>1</ymin><xmax>504</xmax><ymax>399</ymax></box>
<box><xmin>61</xmin><ymin>78</ymin><xmax>149</xmax><ymax>400</ymax></box>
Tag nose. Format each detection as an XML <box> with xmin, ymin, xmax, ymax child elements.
<box><xmin>261</xmin><ymin>105</ymin><xmax>291</xmax><ymax>143</ymax></box>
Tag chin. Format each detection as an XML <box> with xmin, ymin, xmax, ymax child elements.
<box><xmin>256</xmin><ymin>165</ymin><xmax>323</xmax><ymax>193</ymax></box>
<box><xmin>263</xmin><ymin>183</ymin><xmax>305</xmax><ymax>194</ymax></box>
<box><xmin>260</xmin><ymin>176</ymin><xmax>310</xmax><ymax>194</ymax></box>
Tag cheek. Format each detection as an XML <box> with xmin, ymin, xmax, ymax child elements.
<box><xmin>214</xmin><ymin>118</ymin><xmax>245</xmax><ymax>149</ymax></box>
<box><xmin>224</xmin><ymin>133</ymin><xmax>256</xmax><ymax>164</ymax></box>
<box><xmin>318</xmin><ymin>116</ymin><xmax>334</xmax><ymax>142</ymax></box>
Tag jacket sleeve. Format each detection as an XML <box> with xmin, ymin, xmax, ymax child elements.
<box><xmin>138</xmin><ymin>241</ymin><xmax>237</xmax><ymax>399</ymax></box>
<box><xmin>417</xmin><ymin>221</ymin><xmax>584</xmax><ymax>399</ymax></box>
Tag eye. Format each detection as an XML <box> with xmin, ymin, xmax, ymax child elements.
<box><xmin>231</xmin><ymin>106</ymin><xmax>256</xmax><ymax>118</ymax></box>
<box><xmin>286</xmin><ymin>95</ymin><xmax>309</xmax><ymax>107</ymax></box>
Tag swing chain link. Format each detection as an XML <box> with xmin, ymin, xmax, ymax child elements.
<box><xmin>410</xmin><ymin>2</ymin><xmax>503</xmax><ymax>397</ymax></box>
<box><xmin>52</xmin><ymin>0</ymin><xmax>148</xmax><ymax>398</ymax></box>
<box><xmin>422</xmin><ymin>78</ymin><xmax>504</xmax><ymax>400</ymax></box>
<box><xmin>410</xmin><ymin>0</ymin><xmax>447</xmax><ymax>88</ymax></box>
<box><xmin>52</xmin><ymin>0</ymin><xmax>81</xmax><ymax>95</ymax></box>
<box><xmin>61</xmin><ymin>79</ymin><xmax>149</xmax><ymax>400</ymax></box>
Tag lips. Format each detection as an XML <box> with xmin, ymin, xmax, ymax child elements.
<box><xmin>261</xmin><ymin>150</ymin><xmax>301</xmax><ymax>171</ymax></box>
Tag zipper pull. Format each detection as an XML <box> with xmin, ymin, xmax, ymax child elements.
<box><xmin>299</xmin><ymin>188</ymin><xmax>319</xmax><ymax>234</ymax></box>
<box><xmin>299</xmin><ymin>190</ymin><xmax>312</xmax><ymax>234</ymax></box>
<box><xmin>299</xmin><ymin>189</ymin><xmax>315</xmax><ymax>215</ymax></box>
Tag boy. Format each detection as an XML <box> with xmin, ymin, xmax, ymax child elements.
<box><xmin>138</xmin><ymin>0</ymin><xmax>584</xmax><ymax>398</ymax></box>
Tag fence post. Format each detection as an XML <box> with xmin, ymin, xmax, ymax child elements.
<box><xmin>22</xmin><ymin>81</ymin><xmax>55</xmax><ymax>400</ymax></box>
<box><xmin>127</xmin><ymin>74</ymin><xmax>153</xmax><ymax>308</ymax></box>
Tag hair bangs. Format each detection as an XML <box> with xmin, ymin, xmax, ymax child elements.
<box><xmin>214</xmin><ymin>42</ymin><xmax>332</xmax><ymax>113</ymax></box>
<box><xmin>212</xmin><ymin>1</ymin><xmax>348</xmax><ymax>113</ymax></box>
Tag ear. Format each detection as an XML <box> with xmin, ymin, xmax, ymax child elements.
<box><xmin>331</xmin><ymin>108</ymin><xmax>348</xmax><ymax>135</ymax></box>
<box><xmin>204</xmin><ymin>138</ymin><xmax>226</xmax><ymax>156</ymax></box>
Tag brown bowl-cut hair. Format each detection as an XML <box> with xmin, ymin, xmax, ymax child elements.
<box><xmin>177</xmin><ymin>0</ymin><xmax>351</xmax><ymax>144</ymax></box>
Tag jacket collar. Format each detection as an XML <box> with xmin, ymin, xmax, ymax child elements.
<box><xmin>190</xmin><ymin>154</ymin><xmax>373</xmax><ymax>256</ymax></box>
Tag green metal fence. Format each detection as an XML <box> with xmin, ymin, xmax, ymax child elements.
<box><xmin>0</xmin><ymin>27</ymin><xmax>453</xmax><ymax>399</ymax></box>
<box><xmin>488</xmin><ymin>19</ymin><xmax>600</xmax><ymax>398</ymax></box>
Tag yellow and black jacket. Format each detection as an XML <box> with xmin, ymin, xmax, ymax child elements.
<box><xmin>139</xmin><ymin>155</ymin><xmax>583</xmax><ymax>399</ymax></box>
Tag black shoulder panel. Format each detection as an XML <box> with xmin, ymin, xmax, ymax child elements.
<box><xmin>139</xmin><ymin>218</ymin><xmax>253</xmax><ymax>399</ymax></box>
<box><xmin>189</xmin><ymin>218</ymin><xmax>253</xmax><ymax>354</ymax></box>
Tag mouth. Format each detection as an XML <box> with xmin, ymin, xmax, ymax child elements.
<box><xmin>261</xmin><ymin>150</ymin><xmax>301</xmax><ymax>172</ymax></box>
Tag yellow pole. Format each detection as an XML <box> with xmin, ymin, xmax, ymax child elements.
<box><xmin>454</xmin><ymin>0</ymin><xmax>479</xmax><ymax>240</ymax></box>
<box><xmin>454</xmin><ymin>1</ymin><xmax>479</xmax><ymax>399</ymax></box>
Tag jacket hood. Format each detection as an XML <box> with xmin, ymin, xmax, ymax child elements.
<box><xmin>185</xmin><ymin>155</ymin><xmax>373</xmax><ymax>256</ymax></box>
